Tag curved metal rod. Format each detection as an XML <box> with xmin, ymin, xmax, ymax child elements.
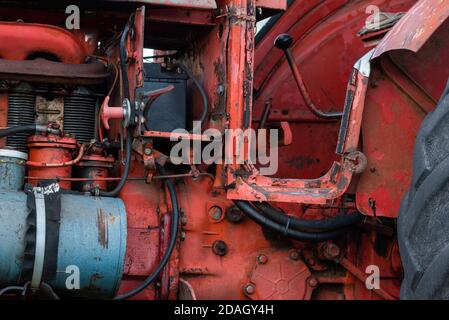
<box><xmin>27</xmin><ymin>144</ymin><xmax>86</xmax><ymax>168</ymax></box>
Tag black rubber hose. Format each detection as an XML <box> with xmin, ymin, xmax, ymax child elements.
<box><xmin>97</xmin><ymin>14</ymin><xmax>134</xmax><ymax>198</ymax></box>
<box><xmin>98</xmin><ymin>130</ymin><xmax>132</xmax><ymax>197</ymax></box>
<box><xmin>254</xmin><ymin>202</ymin><xmax>363</xmax><ymax>232</ymax></box>
<box><xmin>119</xmin><ymin>15</ymin><xmax>133</xmax><ymax>101</ymax></box>
<box><xmin>0</xmin><ymin>124</ymin><xmax>59</xmax><ymax>138</ymax></box>
<box><xmin>172</xmin><ymin>63</ymin><xmax>208</xmax><ymax>132</ymax></box>
<box><xmin>234</xmin><ymin>200</ymin><xmax>349</xmax><ymax>242</ymax></box>
<box><xmin>114</xmin><ymin>166</ymin><xmax>179</xmax><ymax>300</ymax></box>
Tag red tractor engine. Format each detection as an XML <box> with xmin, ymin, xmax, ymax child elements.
<box><xmin>0</xmin><ymin>0</ymin><xmax>447</xmax><ymax>301</ymax></box>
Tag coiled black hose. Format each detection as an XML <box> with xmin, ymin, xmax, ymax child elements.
<box><xmin>114</xmin><ymin>166</ymin><xmax>180</xmax><ymax>300</ymax></box>
<box><xmin>234</xmin><ymin>200</ymin><xmax>350</xmax><ymax>242</ymax></box>
<box><xmin>0</xmin><ymin>124</ymin><xmax>59</xmax><ymax>138</ymax></box>
<box><xmin>254</xmin><ymin>202</ymin><xmax>363</xmax><ymax>232</ymax></box>
<box><xmin>172</xmin><ymin>63</ymin><xmax>209</xmax><ymax>132</ymax></box>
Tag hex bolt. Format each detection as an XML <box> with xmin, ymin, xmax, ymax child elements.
<box><xmin>257</xmin><ymin>254</ymin><xmax>268</xmax><ymax>264</ymax></box>
<box><xmin>212</xmin><ymin>240</ymin><xmax>228</xmax><ymax>257</ymax></box>
<box><xmin>323</xmin><ymin>243</ymin><xmax>341</xmax><ymax>260</ymax></box>
<box><xmin>243</xmin><ymin>283</ymin><xmax>255</xmax><ymax>295</ymax></box>
<box><xmin>225</xmin><ymin>205</ymin><xmax>245</xmax><ymax>223</ymax></box>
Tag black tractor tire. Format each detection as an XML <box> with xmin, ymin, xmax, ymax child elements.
<box><xmin>399</xmin><ymin>79</ymin><xmax>449</xmax><ymax>299</ymax></box>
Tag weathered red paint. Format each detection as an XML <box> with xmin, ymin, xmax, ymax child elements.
<box><xmin>0</xmin><ymin>21</ymin><xmax>86</xmax><ymax>63</ymax></box>
<box><xmin>27</xmin><ymin>135</ymin><xmax>78</xmax><ymax>189</ymax></box>
<box><xmin>372</xmin><ymin>0</ymin><xmax>449</xmax><ymax>58</ymax></box>
<box><xmin>356</xmin><ymin>12</ymin><xmax>449</xmax><ymax>217</ymax></box>
<box><xmin>1</xmin><ymin>0</ymin><xmax>446</xmax><ymax>301</ymax></box>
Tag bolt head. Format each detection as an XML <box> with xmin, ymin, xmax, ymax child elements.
<box><xmin>289</xmin><ymin>250</ymin><xmax>299</xmax><ymax>260</ymax></box>
<box><xmin>225</xmin><ymin>205</ymin><xmax>245</xmax><ymax>223</ymax></box>
<box><xmin>212</xmin><ymin>240</ymin><xmax>228</xmax><ymax>257</ymax></box>
<box><xmin>208</xmin><ymin>206</ymin><xmax>223</xmax><ymax>221</ymax></box>
<box><xmin>257</xmin><ymin>254</ymin><xmax>268</xmax><ymax>264</ymax></box>
<box><xmin>244</xmin><ymin>284</ymin><xmax>255</xmax><ymax>295</ymax></box>
<box><xmin>324</xmin><ymin>243</ymin><xmax>341</xmax><ymax>259</ymax></box>
<box><xmin>308</xmin><ymin>277</ymin><xmax>318</xmax><ymax>288</ymax></box>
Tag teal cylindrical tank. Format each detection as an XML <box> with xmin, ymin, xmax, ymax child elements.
<box><xmin>0</xmin><ymin>149</ymin><xmax>27</xmax><ymax>191</ymax></box>
<box><xmin>0</xmin><ymin>191</ymin><xmax>127</xmax><ymax>299</ymax></box>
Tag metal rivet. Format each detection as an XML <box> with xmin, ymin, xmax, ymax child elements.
<box><xmin>257</xmin><ymin>254</ymin><xmax>268</xmax><ymax>264</ymax></box>
<box><xmin>243</xmin><ymin>283</ymin><xmax>255</xmax><ymax>295</ymax></box>
<box><xmin>212</xmin><ymin>240</ymin><xmax>228</xmax><ymax>256</ymax></box>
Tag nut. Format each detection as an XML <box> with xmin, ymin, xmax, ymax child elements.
<box><xmin>212</xmin><ymin>240</ymin><xmax>228</xmax><ymax>257</ymax></box>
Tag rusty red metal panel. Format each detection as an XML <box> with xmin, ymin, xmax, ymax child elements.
<box><xmin>107</xmin><ymin>0</ymin><xmax>217</xmax><ymax>9</ymax></box>
<box><xmin>256</xmin><ymin>0</ymin><xmax>287</xmax><ymax>10</ymax></box>
<box><xmin>357</xmin><ymin>16</ymin><xmax>449</xmax><ymax>218</ymax></box>
<box><xmin>148</xmin><ymin>8</ymin><xmax>215</xmax><ymax>25</ymax></box>
<box><xmin>372</xmin><ymin>0</ymin><xmax>449</xmax><ymax>59</ymax></box>
<box><xmin>0</xmin><ymin>21</ymin><xmax>86</xmax><ymax>63</ymax></box>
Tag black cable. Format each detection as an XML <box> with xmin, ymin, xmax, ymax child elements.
<box><xmin>114</xmin><ymin>166</ymin><xmax>179</xmax><ymax>300</ymax></box>
<box><xmin>0</xmin><ymin>124</ymin><xmax>59</xmax><ymax>138</ymax></box>
<box><xmin>98</xmin><ymin>130</ymin><xmax>132</xmax><ymax>197</ymax></box>
<box><xmin>253</xmin><ymin>202</ymin><xmax>363</xmax><ymax>232</ymax></box>
<box><xmin>234</xmin><ymin>200</ymin><xmax>349</xmax><ymax>242</ymax></box>
<box><xmin>97</xmin><ymin>13</ymin><xmax>134</xmax><ymax>197</ymax></box>
<box><xmin>172</xmin><ymin>63</ymin><xmax>209</xmax><ymax>132</ymax></box>
<box><xmin>119</xmin><ymin>14</ymin><xmax>134</xmax><ymax>101</ymax></box>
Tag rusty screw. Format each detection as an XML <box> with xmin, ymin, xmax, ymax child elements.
<box><xmin>225</xmin><ymin>205</ymin><xmax>245</xmax><ymax>223</ymax></box>
<box><xmin>212</xmin><ymin>240</ymin><xmax>228</xmax><ymax>257</ymax></box>
<box><xmin>243</xmin><ymin>283</ymin><xmax>255</xmax><ymax>295</ymax></box>
<box><xmin>289</xmin><ymin>250</ymin><xmax>299</xmax><ymax>261</ymax></box>
<box><xmin>208</xmin><ymin>206</ymin><xmax>223</xmax><ymax>221</ymax></box>
<box><xmin>308</xmin><ymin>277</ymin><xmax>318</xmax><ymax>288</ymax></box>
<box><xmin>322</xmin><ymin>243</ymin><xmax>341</xmax><ymax>260</ymax></box>
<box><xmin>257</xmin><ymin>254</ymin><xmax>268</xmax><ymax>264</ymax></box>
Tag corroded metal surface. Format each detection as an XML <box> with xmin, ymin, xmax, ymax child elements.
<box><xmin>372</xmin><ymin>0</ymin><xmax>449</xmax><ymax>58</ymax></box>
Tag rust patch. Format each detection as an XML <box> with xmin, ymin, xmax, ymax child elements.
<box><xmin>97</xmin><ymin>208</ymin><xmax>109</xmax><ymax>249</ymax></box>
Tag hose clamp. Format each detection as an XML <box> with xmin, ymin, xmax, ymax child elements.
<box><xmin>31</xmin><ymin>187</ymin><xmax>46</xmax><ymax>291</ymax></box>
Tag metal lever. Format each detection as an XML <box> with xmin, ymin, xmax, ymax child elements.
<box><xmin>100</xmin><ymin>96</ymin><xmax>131</xmax><ymax>130</ymax></box>
<box><xmin>274</xmin><ymin>33</ymin><xmax>342</xmax><ymax>120</ymax></box>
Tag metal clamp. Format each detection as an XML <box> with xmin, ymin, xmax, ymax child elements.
<box><xmin>31</xmin><ymin>187</ymin><xmax>46</xmax><ymax>291</ymax></box>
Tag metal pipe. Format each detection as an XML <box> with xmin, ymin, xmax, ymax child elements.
<box><xmin>274</xmin><ymin>33</ymin><xmax>343</xmax><ymax>120</ymax></box>
<box><xmin>26</xmin><ymin>144</ymin><xmax>86</xmax><ymax>168</ymax></box>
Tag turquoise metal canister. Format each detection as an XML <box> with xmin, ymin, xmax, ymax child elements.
<box><xmin>0</xmin><ymin>191</ymin><xmax>127</xmax><ymax>299</ymax></box>
<box><xmin>0</xmin><ymin>149</ymin><xmax>27</xmax><ymax>191</ymax></box>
